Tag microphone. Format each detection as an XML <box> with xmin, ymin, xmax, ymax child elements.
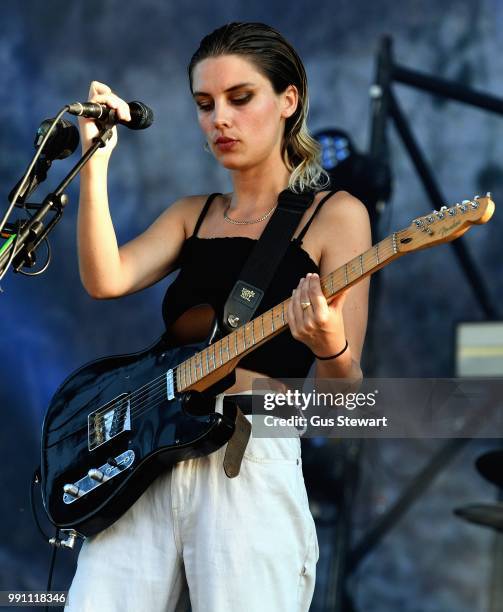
<box><xmin>9</xmin><ymin>118</ymin><xmax>80</xmax><ymax>205</ymax></box>
<box><xmin>66</xmin><ymin>100</ymin><xmax>154</xmax><ymax>130</ymax></box>
<box><xmin>35</xmin><ymin>118</ymin><xmax>80</xmax><ymax>159</ymax></box>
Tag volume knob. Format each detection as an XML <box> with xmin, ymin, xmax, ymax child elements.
<box><xmin>88</xmin><ymin>468</ymin><xmax>105</xmax><ymax>482</ymax></box>
<box><xmin>63</xmin><ymin>484</ymin><xmax>81</xmax><ymax>498</ymax></box>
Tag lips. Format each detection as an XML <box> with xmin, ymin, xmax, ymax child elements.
<box><xmin>215</xmin><ymin>137</ymin><xmax>237</xmax><ymax>144</ymax></box>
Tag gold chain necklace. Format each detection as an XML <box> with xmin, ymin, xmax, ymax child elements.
<box><xmin>223</xmin><ymin>202</ymin><xmax>277</xmax><ymax>225</ymax></box>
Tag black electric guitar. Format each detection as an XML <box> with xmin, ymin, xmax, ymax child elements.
<box><xmin>41</xmin><ymin>195</ymin><xmax>495</xmax><ymax>537</ymax></box>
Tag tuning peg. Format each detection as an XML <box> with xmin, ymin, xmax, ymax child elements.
<box><xmin>486</xmin><ymin>192</ymin><xmax>492</xmax><ymax>198</ymax></box>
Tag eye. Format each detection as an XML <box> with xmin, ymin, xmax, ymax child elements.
<box><xmin>196</xmin><ymin>103</ymin><xmax>212</xmax><ymax>112</ymax></box>
<box><xmin>196</xmin><ymin>94</ymin><xmax>252</xmax><ymax>112</ymax></box>
<box><xmin>231</xmin><ymin>94</ymin><xmax>252</xmax><ymax>105</ymax></box>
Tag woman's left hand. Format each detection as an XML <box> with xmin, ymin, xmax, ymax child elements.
<box><xmin>287</xmin><ymin>272</ymin><xmax>349</xmax><ymax>356</ymax></box>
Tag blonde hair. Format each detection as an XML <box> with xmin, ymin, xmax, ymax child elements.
<box><xmin>188</xmin><ymin>22</ymin><xmax>330</xmax><ymax>193</ymax></box>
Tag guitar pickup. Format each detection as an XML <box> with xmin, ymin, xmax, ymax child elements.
<box><xmin>88</xmin><ymin>393</ymin><xmax>131</xmax><ymax>451</ymax></box>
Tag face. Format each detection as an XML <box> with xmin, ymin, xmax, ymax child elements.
<box><xmin>191</xmin><ymin>54</ymin><xmax>297</xmax><ymax>170</ymax></box>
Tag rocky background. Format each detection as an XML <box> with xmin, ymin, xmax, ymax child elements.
<box><xmin>1</xmin><ymin>0</ymin><xmax>502</xmax><ymax>610</ymax></box>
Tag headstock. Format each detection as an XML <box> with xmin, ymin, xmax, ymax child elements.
<box><xmin>396</xmin><ymin>194</ymin><xmax>495</xmax><ymax>253</ymax></box>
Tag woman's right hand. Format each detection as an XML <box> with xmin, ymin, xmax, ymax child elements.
<box><xmin>79</xmin><ymin>81</ymin><xmax>131</xmax><ymax>157</ymax></box>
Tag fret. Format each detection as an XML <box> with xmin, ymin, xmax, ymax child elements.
<box><xmin>330</xmin><ymin>272</ymin><xmax>334</xmax><ymax>294</ymax></box>
<box><xmin>186</xmin><ymin>359</ymin><xmax>192</xmax><ymax>386</ymax></box>
<box><xmin>189</xmin><ymin>356</ymin><xmax>196</xmax><ymax>384</ymax></box>
<box><xmin>213</xmin><ymin>344</ymin><xmax>217</xmax><ymax>368</ymax></box>
<box><xmin>375</xmin><ymin>243</ymin><xmax>380</xmax><ymax>264</ymax></box>
<box><xmin>271</xmin><ymin>309</ymin><xmax>275</xmax><ymax>332</ymax></box>
<box><xmin>219</xmin><ymin>340</ymin><xmax>223</xmax><ymax>365</ymax></box>
<box><xmin>179</xmin><ymin>363</ymin><xmax>187</xmax><ymax>389</ymax></box>
<box><xmin>251</xmin><ymin>320</ymin><xmax>256</xmax><ymax>345</ymax></box>
<box><xmin>227</xmin><ymin>335</ymin><xmax>232</xmax><ymax>359</ymax></box>
<box><xmin>242</xmin><ymin>325</ymin><xmax>247</xmax><ymax>351</ymax></box>
<box><xmin>205</xmin><ymin>349</ymin><xmax>210</xmax><ymax>373</ymax></box>
<box><xmin>234</xmin><ymin>330</ymin><xmax>238</xmax><ymax>357</ymax></box>
<box><xmin>360</xmin><ymin>254</ymin><xmax>364</xmax><ymax>275</ymax></box>
<box><xmin>344</xmin><ymin>263</ymin><xmax>348</xmax><ymax>286</ymax></box>
<box><xmin>281</xmin><ymin>302</ymin><xmax>285</xmax><ymax>325</ymax></box>
<box><xmin>261</xmin><ymin>314</ymin><xmax>265</xmax><ymax>339</ymax></box>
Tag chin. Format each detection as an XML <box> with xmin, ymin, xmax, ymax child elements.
<box><xmin>217</xmin><ymin>150</ymin><xmax>269</xmax><ymax>172</ymax></box>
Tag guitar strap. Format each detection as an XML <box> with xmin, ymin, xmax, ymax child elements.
<box><xmin>222</xmin><ymin>187</ymin><xmax>316</xmax><ymax>333</ymax></box>
<box><xmin>221</xmin><ymin>187</ymin><xmax>316</xmax><ymax>478</ymax></box>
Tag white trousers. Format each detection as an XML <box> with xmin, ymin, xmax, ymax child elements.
<box><xmin>65</xmin><ymin>391</ymin><xmax>319</xmax><ymax>612</ymax></box>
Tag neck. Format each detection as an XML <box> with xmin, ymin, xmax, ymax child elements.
<box><xmin>228</xmin><ymin>153</ymin><xmax>291</xmax><ymax>214</ymax></box>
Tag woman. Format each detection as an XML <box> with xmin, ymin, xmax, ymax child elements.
<box><xmin>67</xmin><ymin>21</ymin><xmax>371</xmax><ymax>612</ymax></box>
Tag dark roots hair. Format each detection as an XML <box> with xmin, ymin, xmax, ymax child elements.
<box><xmin>188</xmin><ymin>22</ymin><xmax>330</xmax><ymax>193</ymax></box>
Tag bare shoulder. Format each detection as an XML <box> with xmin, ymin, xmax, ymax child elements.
<box><xmin>315</xmin><ymin>190</ymin><xmax>371</xmax><ymax>239</ymax></box>
<box><xmin>311</xmin><ymin>190</ymin><xmax>372</xmax><ymax>267</ymax></box>
<box><xmin>315</xmin><ymin>189</ymin><xmax>370</xmax><ymax>223</ymax></box>
<box><xmin>154</xmin><ymin>193</ymin><xmax>220</xmax><ymax>237</ymax></box>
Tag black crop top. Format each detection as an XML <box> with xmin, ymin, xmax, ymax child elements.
<box><xmin>162</xmin><ymin>190</ymin><xmax>336</xmax><ymax>380</ymax></box>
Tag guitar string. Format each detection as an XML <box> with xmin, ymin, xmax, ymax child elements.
<box><xmin>87</xmin><ymin>243</ymin><xmax>397</xmax><ymax>441</ymax></box>
<box><xmin>87</xmin><ymin>243</ymin><xmax>397</xmax><ymax>442</ymax></box>
<box><xmin>98</xmin><ymin>209</ymin><xmax>489</xmax><ymax>440</ymax></box>
<box><xmin>87</xmin><ymin>213</ymin><xmax>485</xmax><ymax>439</ymax></box>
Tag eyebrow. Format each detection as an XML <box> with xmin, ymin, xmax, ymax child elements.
<box><xmin>192</xmin><ymin>82</ymin><xmax>256</xmax><ymax>97</ymax></box>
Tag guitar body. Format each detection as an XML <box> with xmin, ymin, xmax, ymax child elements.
<box><xmin>41</xmin><ymin>333</ymin><xmax>236</xmax><ymax>537</ymax></box>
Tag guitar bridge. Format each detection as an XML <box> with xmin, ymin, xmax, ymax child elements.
<box><xmin>88</xmin><ymin>393</ymin><xmax>131</xmax><ymax>451</ymax></box>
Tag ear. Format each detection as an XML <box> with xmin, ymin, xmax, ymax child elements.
<box><xmin>281</xmin><ymin>84</ymin><xmax>298</xmax><ymax>119</ymax></box>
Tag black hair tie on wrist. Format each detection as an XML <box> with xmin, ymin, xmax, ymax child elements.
<box><xmin>313</xmin><ymin>339</ymin><xmax>349</xmax><ymax>360</ymax></box>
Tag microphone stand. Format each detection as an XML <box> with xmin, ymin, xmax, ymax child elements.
<box><xmin>0</xmin><ymin>122</ymin><xmax>114</xmax><ymax>277</ymax></box>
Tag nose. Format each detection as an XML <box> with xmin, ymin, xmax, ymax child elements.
<box><xmin>212</xmin><ymin>101</ymin><xmax>231</xmax><ymax>129</ymax></box>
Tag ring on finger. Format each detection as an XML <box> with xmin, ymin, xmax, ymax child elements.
<box><xmin>301</xmin><ymin>301</ymin><xmax>311</xmax><ymax>310</ymax></box>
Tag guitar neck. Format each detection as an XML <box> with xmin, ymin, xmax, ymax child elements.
<box><xmin>175</xmin><ymin>234</ymin><xmax>400</xmax><ymax>392</ymax></box>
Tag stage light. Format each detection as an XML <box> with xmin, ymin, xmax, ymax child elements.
<box><xmin>313</xmin><ymin>128</ymin><xmax>392</xmax><ymax>232</ymax></box>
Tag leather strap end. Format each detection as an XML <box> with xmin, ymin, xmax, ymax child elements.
<box><xmin>223</xmin><ymin>405</ymin><xmax>251</xmax><ymax>478</ymax></box>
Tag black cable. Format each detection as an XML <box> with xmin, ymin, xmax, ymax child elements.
<box><xmin>16</xmin><ymin>207</ymin><xmax>52</xmax><ymax>277</ymax></box>
<box><xmin>0</xmin><ymin>207</ymin><xmax>53</xmax><ymax>281</ymax></box>
<box><xmin>29</xmin><ymin>467</ymin><xmax>51</xmax><ymax>542</ymax></box>
<box><xmin>45</xmin><ymin>531</ymin><xmax>59</xmax><ymax>612</ymax></box>
<box><xmin>17</xmin><ymin>237</ymin><xmax>52</xmax><ymax>276</ymax></box>
<box><xmin>30</xmin><ymin>468</ymin><xmax>62</xmax><ymax>612</ymax></box>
